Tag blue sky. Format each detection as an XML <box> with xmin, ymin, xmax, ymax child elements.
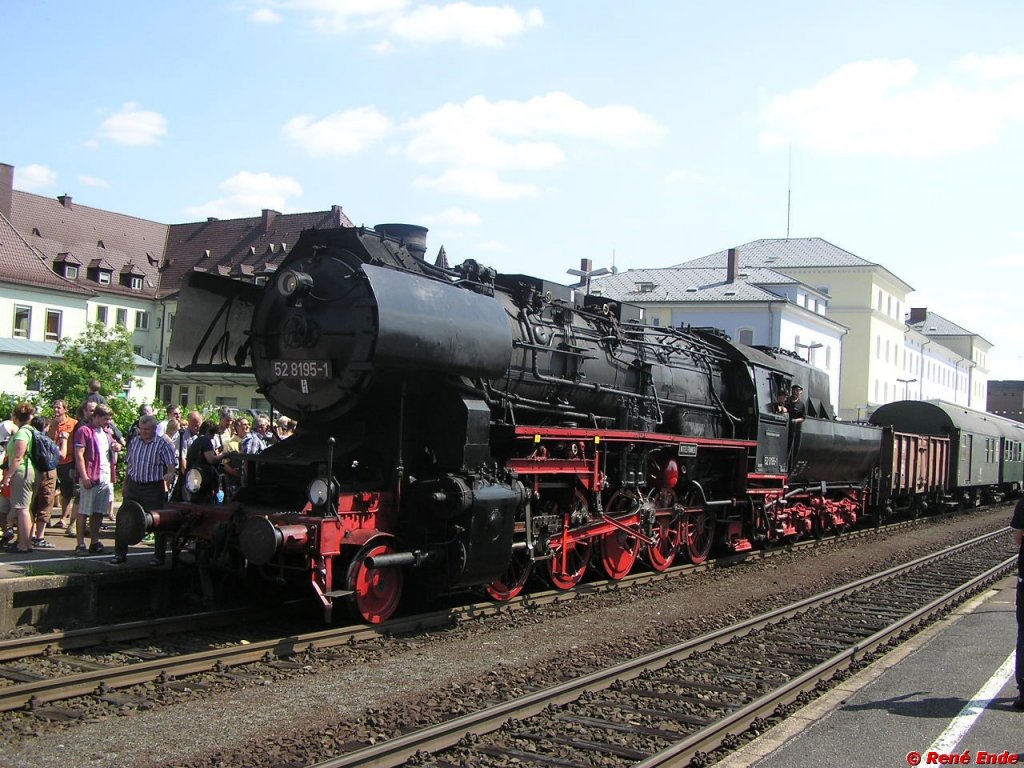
<box><xmin>4</xmin><ymin>1</ymin><xmax>1023</xmax><ymax>378</ymax></box>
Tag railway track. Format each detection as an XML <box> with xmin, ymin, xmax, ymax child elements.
<box><xmin>0</xmin><ymin>514</ymin><xmax>991</xmax><ymax>721</ymax></box>
<box><xmin>305</xmin><ymin>527</ymin><xmax>1016</xmax><ymax>768</ymax></box>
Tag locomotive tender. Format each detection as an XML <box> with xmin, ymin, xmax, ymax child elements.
<box><xmin>125</xmin><ymin>224</ymin><xmax>1021</xmax><ymax>623</ymax></box>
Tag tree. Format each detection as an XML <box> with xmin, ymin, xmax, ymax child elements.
<box><xmin>20</xmin><ymin>322</ymin><xmax>141</xmax><ymax>407</ymax></box>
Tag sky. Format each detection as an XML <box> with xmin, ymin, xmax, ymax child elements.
<box><xmin>3</xmin><ymin>1</ymin><xmax>1024</xmax><ymax>379</ymax></box>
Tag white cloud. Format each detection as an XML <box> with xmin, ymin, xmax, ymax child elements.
<box><xmin>759</xmin><ymin>57</ymin><xmax>1024</xmax><ymax>156</ymax></box>
<box><xmin>251</xmin><ymin>7</ymin><xmax>283</xmax><ymax>23</ymax></box>
<box><xmin>184</xmin><ymin>172</ymin><xmax>303</xmax><ymax>219</ymax></box>
<box><xmin>402</xmin><ymin>92</ymin><xmax>667</xmax><ymax>198</ymax></box>
<box><xmin>284</xmin><ymin>92</ymin><xmax>665</xmax><ymax>199</ymax></box>
<box><xmin>418</xmin><ymin>207</ymin><xmax>482</xmax><ymax>227</ymax></box>
<box><xmin>388</xmin><ymin>3</ymin><xmax>543</xmax><ymax>47</ymax></box>
<box><xmin>956</xmin><ymin>52</ymin><xmax>1024</xmax><ymax>80</ymax></box>
<box><xmin>96</xmin><ymin>102</ymin><xmax>168</xmax><ymax>146</ymax></box>
<box><xmin>17</xmin><ymin>164</ymin><xmax>57</xmax><ymax>191</ymax></box>
<box><xmin>414</xmin><ymin>169</ymin><xmax>539</xmax><ymax>200</ymax></box>
<box><xmin>78</xmin><ymin>175</ymin><xmax>110</xmax><ymax>188</ymax></box>
<box><xmin>248</xmin><ymin>1</ymin><xmax>541</xmax><ymax>47</ymax></box>
<box><xmin>282</xmin><ymin>106</ymin><xmax>393</xmax><ymax>157</ymax></box>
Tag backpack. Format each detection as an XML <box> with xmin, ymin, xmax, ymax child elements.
<box><xmin>30</xmin><ymin>428</ymin><xmax>61</xmax><ymax>472</ymax></box>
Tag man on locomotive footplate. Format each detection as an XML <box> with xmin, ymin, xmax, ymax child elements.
<box><xmin>772</xmin><ymin>389</ymin><xmax>789</xmax><ymax>415</ymax></box>
<box><xmin>786</xmin><ymin>384</ymin><xmax>805</xmax><ymax>464</ymax></box>
<box><xmin>1011</xmin><ymin>498</ymin><xmax>1024</xmax><ymax>710</ymax></box>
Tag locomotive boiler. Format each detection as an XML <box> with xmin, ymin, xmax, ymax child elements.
<box><xmin>137</xmin><ymin>223</ymin><xmax>878</xmax><ymax>622</ymax></box>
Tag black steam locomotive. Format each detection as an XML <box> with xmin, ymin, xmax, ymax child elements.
<box><xmin>129</xmin><ymin>224</ymin><xmax>1017</xmax><ymax>623</ymax></box>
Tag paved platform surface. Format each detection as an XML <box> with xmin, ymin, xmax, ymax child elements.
<box><xmin>0</xmin><ymin>515</ymin><xmax>160</xmax><ymax>578</ymax></box>
<box><xmin>717</xmin><ymin>575</ymin><xmax>1023</xmax><ymax>768</ymax></box>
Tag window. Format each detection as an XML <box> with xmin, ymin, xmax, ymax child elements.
<box><xmin>133</xmin><ymin>345</ymin><xmax>143</xmax><ymax>356</ymax></box>
<box><xmin>180</xmin><ymin>386</ymin><xmax>190</xmax><ymax>406</ymax></box>
<box><xmin>876</xmin><ymin>335</ymin><xmax>881</xmax><ymax>359</ymax></box>
<box><xmin>116</xmin><ymin>308</ymin><xmax>128</xmax><ymax>327</ymax></box>
<box><xmin>738</xmin><ymin>328</ymin><xmax>754</xmax><ymax>345</ymax></box>
<box><xmin>161</xmin><ymin>385</ymin><xmax>173</xmax><ymax>404</ymax></box>
<box><xmin>877</xmin><ymin>290</ymin><xmax>882</xmax><ymax>311</ymax></box>
<box><xmin>135</xmin><ymin>310</ymin><xmax>150</xmax><ymax>330</ymax></box>
<box><xmin>215</xmin><ymin>397</ymin><xmax>238</xmax><ymax>407</ymax></box>
<box><xmin>195</xmin><ymin>386</ymin><xmax>206</xmax><ymax>404</ymax></box>
<box><xmin>826</xmin><ymin>347</ymin><xmax>832</xmax><ymax>370</ymax></box>
<box><xmin>251</xmin><ymin>398</ymin><xmax>270</xmax><ymax>411</ymax></box>
<box><xmin>13</xmin><ymin>305</ymin><xmax>30</xmax><ymax>338</ymax></box>
<box><xmin>45</xmin><ymin>309</ymin><xmax>62</xmax><ymax>342</ymax></box>
<box><xmin>98</xmin><ymin>271</ymin><xmax>111</xmax><ymax>286</ymax></box>
<box><xmin>65</xmin><ymin>264</ymin><xmax>79</xmax><ymax>279</ymax></box>
<box><xmin>650</xmin><ymin>317</ymin><xmax>660</xmax><ymax>327</ymax></box>
<box><xmin>130</xmin><ymin>276</ymin><xmax>143</xmax><ymax>291</ymax></box>
<box><xmin>96</xmin><ymin>305</ymin><xmax>108</xmax><ymax>324</ymax></box>
<box><xmin>168</xmin><ymin>314</ymin><xmax>175</xmax><ymax>331</ymax></box>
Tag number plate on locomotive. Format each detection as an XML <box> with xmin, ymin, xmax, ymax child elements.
<box><xmin>271</xmin><ymin>360</ymin><xmax>332</xmax><ymax>379</ymax></box>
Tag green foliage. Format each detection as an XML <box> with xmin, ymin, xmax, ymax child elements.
<box><xmin>20</xmin><ymin>323</ymin><xmax>141</xmax><ymax>407</ymax></box>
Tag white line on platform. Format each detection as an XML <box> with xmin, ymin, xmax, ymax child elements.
<box><xmin>926</xmin><ymin>650</ymin><xmax>1016</xmax><ymax>753</ymax></box>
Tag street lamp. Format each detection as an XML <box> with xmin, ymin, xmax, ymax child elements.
<box><xmin>794</xmin><ymin>342</ymin><xmax>823</xmax><ymax>362</ymax></box>
<box><xmin>896</xmin><ymin>377</ymin><xmax>917</xmax><ymax>400</ymax></box>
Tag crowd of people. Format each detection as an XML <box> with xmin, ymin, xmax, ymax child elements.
<box><xmin>0</xmin><ymin>381</ymin><xmax>296</xmax><ymax>562</ymax></box>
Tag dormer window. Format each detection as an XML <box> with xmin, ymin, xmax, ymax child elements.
<box><xmin>88</xmin><ymin>258</ymin><xmax>113</xmax><ymax>286</ymax></box>
<box><xmin>65</xmin><ymin>265</ymin><xmax>79</xmax><ymax>279</ymax></box>
<box><xmin>635</xmin><ymin>281</ymin><xmax>656</xmax><ymax>293</ymax></box>
<box><xmin>119</xmin><ymin>262</ymin><xmax>144</xmax><ymax>290</ymax></box>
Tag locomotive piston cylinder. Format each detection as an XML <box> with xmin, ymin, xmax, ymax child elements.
<box><xmin>364</xmin><ymin>550</ymin><xmax>434</xmax><ymax>569</ymax></box>
<box><xmin>239</xmin><ymin>518</ymin><xmax>310</xmax><ymax>565</ymax></box>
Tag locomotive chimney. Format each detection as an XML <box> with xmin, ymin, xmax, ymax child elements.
<box><xmin>726</xmin><ymin>247</ymin><xmax>739</xmax><ymax>283</ymax></box>
<box><xmin>375</xmin><ymin>223</ymin><xmax>428</xmax><ymax>260</ymax></box>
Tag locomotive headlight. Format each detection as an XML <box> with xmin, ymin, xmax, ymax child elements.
<box><xmin>279</xmin><ymin>269</ymin><xmax>314</xmax><ymax>297</ymax></box>
<box><xmin>308</xmin><ymin>478</ymin><xmax>331</xmax><ymax>506</ymax></box>
<box><xmin>185</xmin><ymin>468</ymin><xmax>205</xmax><ymax>493</ymax></box>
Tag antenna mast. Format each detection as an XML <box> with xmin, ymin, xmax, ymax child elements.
<box><xmin>786</xmin><ymin>143</ymin><xmax>792</xmax><ymax>239</ymax></box>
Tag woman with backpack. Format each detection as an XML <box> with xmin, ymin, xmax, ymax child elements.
<box><xmin>28</xmin><ymin>415</ymin><xmax>56</xmax><ymax>549</ymax></box>
<box><xmin>0</xmin><ymin>403</ymin><xmax>40</xmax><ymax>553</ymax></box>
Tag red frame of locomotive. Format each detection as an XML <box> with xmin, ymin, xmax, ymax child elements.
<box><xmin>143</xmin><ymin>419</ymin><xmax>942</xmax><ymax>623</ymax></box>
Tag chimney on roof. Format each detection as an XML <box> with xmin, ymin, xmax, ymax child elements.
<box><xmin>57</xmin><ymin>194</ymin><xmax>72</xmax><ymax>209</ymax></box>
<box><xmin>0</xmin><ymin>164</ymin><xmax>12</xmax><ymax>220</ymax></box>
<box><xmin>909</xmin><ymin>307</ymin><xmax>928</xmax><ymax>324</ymax></box>
<box><xmin>261</xmin><ymin>208</ymin><xmax>279</xmax><ymax>232</ymax></box>
<box><xmin>207</xmin><ymin>217</ymin><xmax>218</xmax><ymax>223</ymax></box>
<box><xmin>330</xmin><ymin>205</ymin><xmax>344</xmax><ymax>227</ymax></box>
<box><xmin>726</xmin><ymin>247</ymin><xmax>739</xmax><ymax>283</ymax></box>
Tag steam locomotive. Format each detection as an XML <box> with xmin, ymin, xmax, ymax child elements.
<box><xmin>121</xmin><ymin>224</ymin><xmax>1022</xmax><ymax>623</ymax></box>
